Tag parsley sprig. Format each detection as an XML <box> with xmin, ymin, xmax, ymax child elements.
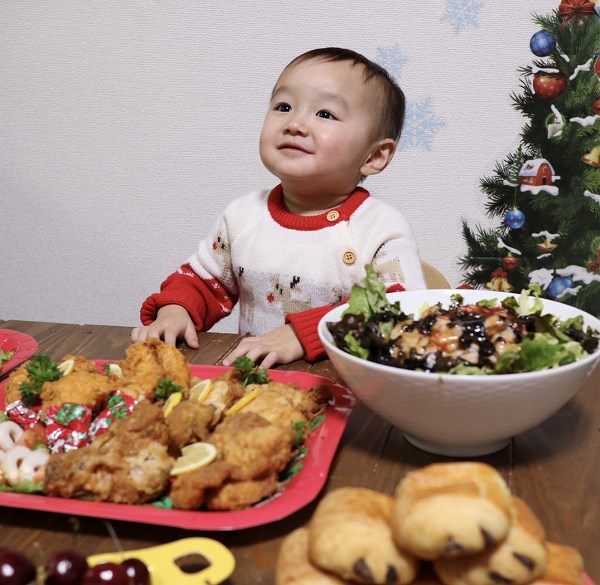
<box><xmin>19</xmin><ymin>354</ymin><xmax>63</xmax><ymax>406</ymax></box>
<box><xmin>154</xmin><ymin>378</ymin><xmax>183</xmax><ymax>401</ymax></box>
<box><xmin>233</xmin><ymin>356</ymin><xmax>269</xmax><ymax>386</ymax></box>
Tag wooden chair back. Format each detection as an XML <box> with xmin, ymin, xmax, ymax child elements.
<box><xmin>421</xmin><ymin>261</ymin><xmax>450</xmax><ymax>289</ymax></box>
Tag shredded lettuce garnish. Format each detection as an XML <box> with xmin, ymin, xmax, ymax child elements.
<box><xmin>0</xmin><ymin>349</ymin><xmax>15</xmax><ymax>372</ymax></box>
<box><xmin>344</xmin><ymin>264</ymin><xmax>396</xmax><ymax>319</ymax></box>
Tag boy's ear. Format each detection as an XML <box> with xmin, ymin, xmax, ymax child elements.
<box><xmin>360</xmin><ymin>138</ymin><xmax>397</xmax><ymax>177</ymax></box>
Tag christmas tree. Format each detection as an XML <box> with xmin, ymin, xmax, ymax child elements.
<box><xmin>459</xmin><ymin>0</ymin><xmax>600</xmax><ymax>318</ymax></box>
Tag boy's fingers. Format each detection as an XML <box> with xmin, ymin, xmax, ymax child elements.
<box><xmin>163</xmin><ymin>327</ymin><xmax>178</xmax><ymax>346</ymax></box>
<box><xmin>184</xmin><ymin>323</ymin><xmax>200</xmax><ymax>348</ymax></box>
<box><xmin>258</xmin><ymin>351</ymin><xmax>278</xmax><ymax>370</ymax></box>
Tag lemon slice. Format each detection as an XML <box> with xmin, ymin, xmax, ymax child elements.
<box><xmin>170</xmin><ymin>442</ymin><xmax>217</xmax><ymax>476</ymax></box>
<box><xmin>57</xmin><ymin>358</ymin><xmax>75</xmax><ymax>376</ymax></box>
<box><xmin>224</xmin><ymin>387</ymin><xmax>261</xmax><ymax>416</ymax></box>
<box><xmin>106</xmin><ymin>363</ymin><xmax>123</xmax><ymax>378</ymax></box>
<box><xmin>189</xmin><ymin>379</ymin><xmax>212</xmax><ymax>403</ymax></box>
<box><xmin>163</xmin><ymin>392</ymin><xmax>183</xmax><ymax>417</ymax></box>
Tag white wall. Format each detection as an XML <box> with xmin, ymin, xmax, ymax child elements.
<box><xmin>0</xmin><ymin>0</ymin><xmax>556</xmax><ymax>331</ymax></box>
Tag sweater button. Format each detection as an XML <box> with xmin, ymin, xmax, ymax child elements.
<box><xmin>326</xmin><ymin>210</ymin><xmax>340</xmax><ymax>222</ymax></box>
<box><xmin>343</xmin><ymin>251</ymin><xmax>356</xmax><ymax>265</ymax></box>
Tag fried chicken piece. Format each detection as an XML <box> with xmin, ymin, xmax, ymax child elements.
<box><xmin>40</xmin><ymin>370</ymin><xmax>115</xmax><ymax>411</ymax></box>
<box><xmin>205</xmin><ymin>474</ymin><xmax>280</xmax><ymax>511</ymax></box>
<box><xmin>237</xmin><ymin>382</ymin><xmax>331</xmax><ymax>437</ymax></box>
<box><xmin>118</xmin><ymin>338</ymin><xmax>190</xmax><ymax>400</ymax></box>
<box><xmin>152</xmin><ymin>339</ymin><xmax>191</xmax><ymax>390</ymax></box>
<box><xmin>260</xmin><ymin>381</ymin><xmax>331</xmax><ymax>418</ymax></box>
<box><xmin>240</xmin><ymin>389</ymin><xmax>308</xmax><ymax>430</ymax></box>
<box><xmin>166</xmin><ymin>400</ymin><xmax>215</xmax><ymax>452</ymax></box>
<box><xmin>202</xmin><ymin>375</ymin><xmax>247</xmax><ymax>425</ymax></box>
<box><xmin>62</xmin><ymin>354</ymin><xmax>103</xmax><ymax>374</ymax></box>
<box><xmin>169</xmin><ymin>460</ymin><xmax>234</xmax><ymax>510</ymax></box>
<box><xmin>208</xmin><ymin>411</ymin><xmax>294</xmax><ymax>481</ymax></box>
<box><xmin>44</xmin><ymin>401</ymin><xmax>173</xmax><ymax>504</ymax></box>
<box><xmin>5</xmin><ymin>354</ymin><xmax>118</xmax><ymax>411</ymax></box>
<box><xmin>4</xmin><ymin>364</ymin><xmax>31</xmax><ymax>405</ymax></box>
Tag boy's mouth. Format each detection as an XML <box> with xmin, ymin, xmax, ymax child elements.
<box><xmin>278</xmin><ymin>142</ymin><xmax>311</xmax><ymax>154</ymax></box>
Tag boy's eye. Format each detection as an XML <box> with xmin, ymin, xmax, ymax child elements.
<box><xmin>274</xmin><ymin>102</ymin><xmax>291</xmax><ymax>112</ymax></box>
<box><xmin>316</xmin><ymin>110</ymin><xmax>337</xmax><ymax>120</ymax></box>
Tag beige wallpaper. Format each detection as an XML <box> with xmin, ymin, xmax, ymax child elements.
<box><xmin>0</xmin><ymin>0</ymin><xmax>558</xmax><ymax>330</ymax></box>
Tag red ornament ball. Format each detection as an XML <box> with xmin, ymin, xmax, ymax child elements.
<box><xmin>593</xmin><ymin>99</ymin><xmax>600</xmax><ymax>116</ymax></box>
<box><xmin>502</xmin><ymin>254</ymin><xmax>518</xmax><ymax>270</ymax></box>
<box><xmin>533</xmin><ymin>73</ymin><xmax>567</xmax><ymax>99</ymax></box>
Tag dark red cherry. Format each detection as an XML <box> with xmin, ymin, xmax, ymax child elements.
<box><xmin>82</xmin><ymin>562</ymin><xmax>129</xmax><ymax>585</ymax></box>
<box><xmin>121</xmin><ymin>559</ymin><xmax>150</xmax><ymax>585</ymax></box>
<box><xmin>0</xmin><ymin>547</ymin><xmax>36</xmax><ymax>585</ymax></box>
<box><xmin>45</xmin><ymin>549</ymin><xmax>89</xmax><ymax>585</ymax></box>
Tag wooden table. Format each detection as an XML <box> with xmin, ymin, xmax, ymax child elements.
<box><xmin>0</xmin><ymin>319</ymin><xmax>599</xmax><ymax>583</ymax></box>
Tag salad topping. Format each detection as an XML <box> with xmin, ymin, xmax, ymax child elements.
<box><xmin>327</xmin><ymin>266</ymin><xmax>600</xmax><ymax>375</ymax></box>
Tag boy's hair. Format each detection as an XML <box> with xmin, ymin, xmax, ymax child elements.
<box><xmin>287</xmin><ymin>47</ymin><xmax>405</xmax><ymax>143</ymax></box>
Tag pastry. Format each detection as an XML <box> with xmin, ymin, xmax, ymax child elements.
<box><xmin>531</xmin><ymin>542</ymin><xmax>584</xmax><ymax>585</ymax></box>
<box><xmin>308</xmin><ymin>487</ymin><xmax>420</xmax><ymax>584</ymax></box>
<box><xmin>391</xmin><ymin>462</ymin><xmax>512</xmax><ymax>560</ymax></box>
<box><xmin>434</xmin><ymin>497</ymin><xmax>548</xmax><ymax>585</ymax></box>
<box><xmin>275</xmin><ymin>527</ymin><xmax>348</xmax><ymax>585</ymax></box>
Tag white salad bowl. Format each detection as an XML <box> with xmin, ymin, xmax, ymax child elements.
<box><xmin>318</xmin><ymin>289</ymin><xmax>600</xmax><ymax>457</ymax></box>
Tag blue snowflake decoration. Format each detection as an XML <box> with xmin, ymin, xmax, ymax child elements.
<box><xmin>399</xmin><ymin>97</ymin><xmax>445</xmax><ymax>151</ymax></box>
<box><xmin>441</xmin><ymin>0</ymin><xmax>484</xmax><ymax>33</ymax></box>
<box><xmin>375</xmin><ymin>43</ymin><xmax>408</xmax><ymax>78</ymax></box>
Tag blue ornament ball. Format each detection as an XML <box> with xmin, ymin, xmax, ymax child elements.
<box><xmin>547</xmin><ymin>276</ymin><xmax>573</xmax><ymax>300</ymax></box>
<box><xmin>505</xmin><ymin>209</ymin><xmax>525</xmax><ymax>229</ymax></box>
<box><xmin>530</xmin><ymin>30</ymin><xmax>556</xmax><ymax>57</ymax></box>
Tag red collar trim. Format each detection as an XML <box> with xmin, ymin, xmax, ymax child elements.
<box><xmin>267</xmin><ymin>184</ymin><xmax>370</xmax><ymax>230</ymax></box>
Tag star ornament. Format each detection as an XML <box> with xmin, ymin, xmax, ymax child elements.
<box><xmin>559</xmin><ymin>0</ymin><xmax>596</xmax><ymax>22</ymax></box>
<box><xmin>536</xmin><ymin>238</ymin><xmax>559</xmax><ymax>254</ymax></box>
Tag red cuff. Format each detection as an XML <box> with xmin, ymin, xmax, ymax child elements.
<box><xmin>286</xmin><ymin>305</ymin><xmax>335</xmax><ymax>362</ymax></box>
<box><xmin>386</xmin><ymin>283</ymin><xmax>406</xmax><ymax>293</ymax></box>
<box><xmin>139</xmin><ymin>264</ymin><xmax>237</xmax><ymax>331</ymax></box>
<box><xmin>140</xmin><ymin>294</ymin><xmax>199</xmax><ymax>327</ymax></box>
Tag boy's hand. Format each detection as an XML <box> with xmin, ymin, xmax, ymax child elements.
<box><xmin>222</xmin><ymin>324</ymin><xmax>303</xmax><ymax>370</ymax></box>
<box><xmin>131</xmin><ymin>304</ymin><xmax>199</xmax><ymax>348</ymax></box>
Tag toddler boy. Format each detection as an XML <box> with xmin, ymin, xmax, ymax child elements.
<box><xmin>132</xmin><ymin>47</ymin><xmax>426</xmax><ymax>367</ymax></box>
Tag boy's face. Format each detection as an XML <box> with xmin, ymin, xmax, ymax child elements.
<box><xmin>259</xmin><ymin>58</ymin><xmax>384</xmax><ymax>199</ymax></box>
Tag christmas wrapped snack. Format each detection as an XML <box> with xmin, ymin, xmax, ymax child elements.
<box><xmin>89</xmin><ymin>391</ymin><xmax>137</xmax><ymax>439</ymax></box>
<box><xmin>5</xmin><ymin>400</ymin><xmax>41</xmax><ymax>429</ymax></box>
<box><xmin>45</xmin><ymin>402</ymin><xmax>93</xmax><ymax>453</ymax></box>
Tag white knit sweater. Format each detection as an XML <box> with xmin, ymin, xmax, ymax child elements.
<box><xmin>185</xmin><ymin>185</ymin><xmax>426</xmax><ymax>337</ymax></box>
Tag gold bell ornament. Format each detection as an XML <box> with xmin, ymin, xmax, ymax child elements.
<box><xmin>582</xmin><ymin>146</ymin><xmax>600</xmax><ymax>167</ymax></box>
<box><xmin>484</xmin><ymin>269</ymin><xmax>514</xmax><ymax>292</ymax></box>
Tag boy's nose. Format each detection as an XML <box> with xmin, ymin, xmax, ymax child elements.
<box><xmin>285</xmin><ymin>114</ymin><xmax>308</xmax><ymax>135</ymax></box>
